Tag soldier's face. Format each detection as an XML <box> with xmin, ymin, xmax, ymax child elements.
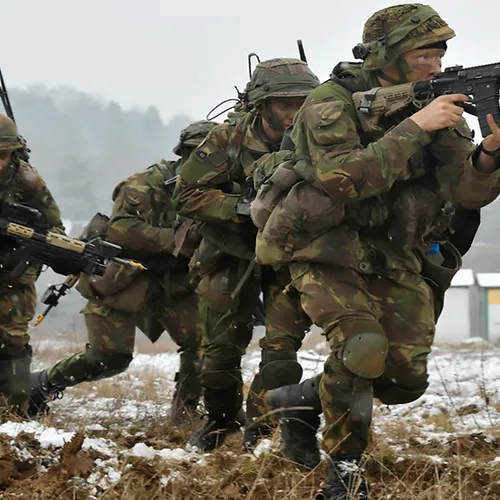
<box><xmin>266</xmin><ymin>97</ymin><xmax>306</xmax><ymax>129</ymax></box>
<box><xmin>404</xmin><ymin>48</ymin><xmax>446</xmax><ymax>81</ymax></box>
<box><xmin>0</xmin><ymin>151</ymin><xmax>12</xmax><ymax>173</ymax></box>
<box><xmin>181</xmin><ymin>147</ymin><xmax>195</xmax><ymax>163</ymax></box>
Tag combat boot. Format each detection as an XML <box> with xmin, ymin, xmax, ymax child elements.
<box><xmin>27</xmin><ymin>370</ymin><xmax>65</xmax><ymax>417</ymax></box>
<box><xmin>170</xmin><ymin>350</ymin><xmax>202</xmax><ymax>424</ymax></box>
<box><xmin>189</xmin><ymin>407</ymin><xmax>246</xmax><ymax>452</ymax></box>
<box><xmin>265</xmin><ymin>376</ymin><xmax>322</xmax><ymax>470</ymax></box>
<box><xmin>244</xmin><ymin>351</ymin><xmax>303</xmax><ymax>452</ymax></box>
<box><xmin>0</xmin><ymin>345</ymin><xmax>33</xmax><ymax>418</ymax></box>
<box><xmin>317</xmin><ymin>456</ymin><xmax>369</xmax><ymax>500</ymax></box>
<box><xmin>190</xmin><ymin>357</ymin><xmax>245</xmax><ymax>451</ymax></box>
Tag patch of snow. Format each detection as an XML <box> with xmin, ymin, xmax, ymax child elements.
<box><xmin>131</xmin><ymin>442</ymin><xmax>156</xmax><ymax>459</ymax></box>
<box><xmin>461</xmin><ymin>337</ymin><xmax>489</xmax><ymax>346</ymax></box>
<box><xmin>85</xmin><ymin>423</ymin><xmax>106</xmax><ymax>431</ymax></box>
<box><xmin>157</xmin><ymin>447</ymin><xmax>194</xmax><ymax>461</ymax></box>
<box><xmin>253</xmin><ymin>438</ymin><xmax>274</xmax><ymax>458</ymax></box>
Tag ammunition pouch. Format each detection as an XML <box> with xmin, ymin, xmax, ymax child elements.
<box><xmin>255</xmin><ymin>180</ymin><xmax>345</xmax><ymax>265</ymax></box>
<box><xmin>89</xmin><ymin>260</ymin><xmax>145</xmax><ymax>297</ymax></box>
<box><xmin>77</xmin><ymin>265</ymin><xmax>150</xmax><ymax>313</ymax></box>
<box><xmin>189</xmin><ymin>237</ymin><xmax>225</xmax><ymax>279</ymax></box>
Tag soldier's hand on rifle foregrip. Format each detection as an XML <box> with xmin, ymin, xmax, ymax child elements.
<box><xmin>410</xmin><ymin>94</ymin><xmax>470</xmax><ymax>132</ymax></box>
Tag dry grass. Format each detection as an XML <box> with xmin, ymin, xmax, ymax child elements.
<box><xmin>1</xmin><ymin>337</ymin><xmax>499</xmax><ymax>499</ymax></box>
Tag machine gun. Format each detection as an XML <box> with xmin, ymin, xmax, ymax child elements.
<box><xmin>352</xmin><ymin>62</ymin><xmax>500</xmax><ymax>138</ymax></box>
<box><xmin>0</xmin><ymin>202</ymin><xmax>142</xmax><ymax>278</ymax></box>
<box><xmin>0</xmin><ymin>202</ymin><xmax>145</xmax><ymax>322</ymax></box>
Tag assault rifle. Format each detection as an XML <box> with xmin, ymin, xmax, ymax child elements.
<box><xmin>0</xmin><ymin>202</ymin><xmax>146</xmax><ymax>324</ymax></box>
<box><xmin>352</xmin><ymin>63</ymin><xmax>500</xmax><ymax>138</ymax></box>
<box><xmin>0</xmin><ymin>202</ymin><xmax>143</xmax><ymax>278</ymax></box>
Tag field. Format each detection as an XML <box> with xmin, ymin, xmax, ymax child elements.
<box><xmin>0</xmin><ymin>330</ymin><xmax>499</xmax><ymax>499</ymax></box>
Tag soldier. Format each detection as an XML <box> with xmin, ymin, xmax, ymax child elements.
<box><xmin>0</xmin><ymin>114</ymin><xmax>65</xmax><ymax>416</ymax></box>
<box><xmin>29</xmin><ymin>120</ymin><xmax>217</xmax><ymax>422</ymax></box>
<box><xmin>173</xmin><ymin>58</ymin><xmax>319</xmax><ymax>451</ymax></box>
<box><xmin>250</xmin><ymin>4</ymin><xmax>500</xmax><ymax>499</ymax></box>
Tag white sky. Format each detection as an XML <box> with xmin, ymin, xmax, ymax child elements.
<box><xmin>2</xmin><ymin>0</ymin><xmax>499</xmax><ymax>128</ymax></box>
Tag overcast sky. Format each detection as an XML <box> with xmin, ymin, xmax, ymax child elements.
<box><xmin>3</xmin><ymin>0</ymin><xmax>499</xmax><ymax>129</ymax></box>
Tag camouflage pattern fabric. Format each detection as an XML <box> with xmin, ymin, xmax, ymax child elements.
<box><xmin>355</xmin><ymin>4</ymin><xmax>455</xmax><ymax>72</ymax></box>
<box><xmin>289</xmin><ymin>262</ymin><xmax>435</xmax><ymax>455</ymax></box>
<box><xmin>173</xmin><ymin>111</ymin><xmax>269</xmax><ymax>226</ymax></box>
<box><xmin>0</xmin><ymin>152</ymin><xmax>64</xmax><ymax>414</ymax></box>
<box><xmin>47</xmin><ymin>279</ymin><xmax>200</xmax><ymax>391</ymax></box>
<box><xmin>0</xmin><ymin>284</ymin><xmax>37</xmax><ymax>355</ymax></box>
<box><xmin>254</xmin><ymin>61</ymin><xmax>500</xmax><ymax>460</ymax></box>
<box><xmin>174</xmin><ymin>111</ymin><xmax>310</xmax><ymax>419</ymax></box>
<box><xmin>0</xmin><ymin>160</ymin><xmax>65</xmax><ymax>287</ymax></box>
<box><xmin>256</xmin><ymin>64</ymin><xmax>500</xmax><ymax>268</ymax></box>
<box><xmin>45</xmin><ymin>161</ymin><xmax>201</xmax><ymax>404</ymax></box>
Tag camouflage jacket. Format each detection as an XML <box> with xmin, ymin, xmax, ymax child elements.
<box><xmin>106</xmin><ymin>159</ymin><xmax>180</xmax><ymax>270</ymax></box>
<box><xmin>173</xmin><ymin>111</ymin><xmax>279</xmax><ymax>258</ymax></box>
<box><xmin>0</xmin><ymin>159</ymin><xmax>65</xmax><ymax>285</ymax></box>
<box><xmin>260</xmin><ymin>63</ymin><xmax>500</xmax><ymax>274</ymax></box>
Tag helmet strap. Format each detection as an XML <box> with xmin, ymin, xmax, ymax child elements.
<box><xmin>377</xmin><ymin>55</ymin><xmax>412</xmax><ymax>85</ymax></box>
<box><xmin>258</xmin><ymin>101</ymin><xmax>285</xmax><ymax>133</ymax></box>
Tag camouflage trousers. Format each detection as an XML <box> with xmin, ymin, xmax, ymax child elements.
<box><xmin>197</xmin><ymin>257</ymin><xmax>308</xmax><ymax>419</ymax></box>
<box><xmin>289</xmin><ymin>262</ymin><xmax>435</xmax><ymax>458</ymax></box>
<box><xmin>0</xmin><ymin>283</ymin><xmax>36</xmax><ymax>414</ymax></box>
<box><xmin>47</xmin><ymin>275</ymin><xmax>201</xmax><ymax>400</ymax></box>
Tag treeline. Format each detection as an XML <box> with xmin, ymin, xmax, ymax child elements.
<box><xmin>10</xmin><ymin>86</ymin><xmax>193</xmax><ymax>224</ymax></box>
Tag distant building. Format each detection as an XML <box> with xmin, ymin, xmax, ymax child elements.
<box><xmin>477</xmin><ymin>273</ymin><xmax>500</xmax><ymax>343</ymax></box>
<box><xmin>435</xmin><ymin>269</ymin><xmax>486</xmax><ymax>343</ymax></box>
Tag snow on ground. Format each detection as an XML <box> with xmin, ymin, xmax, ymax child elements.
<box><xmin>4</xmin><ymin>340</ymin><xmax>500</xmax><ymax>494</ymax></box>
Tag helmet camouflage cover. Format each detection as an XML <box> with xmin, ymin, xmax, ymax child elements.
<box><xmin>173</xmin><ymin>120</ymin><xmax>218</xmax><ymax>156</ymax></box>
<box><xmin>0</xmin><ymin>114</ymin><xmax>24</xmax><ymax>152</ymax></box>
<box><xmin>353</xmin><ymin>4</ymin><xmax>456</xmax><ymax>71</ymax></box>
<box><xmin>245</xmin><ymin>58</ymin><xmax>320</xmax><ymax>108</ymax></box>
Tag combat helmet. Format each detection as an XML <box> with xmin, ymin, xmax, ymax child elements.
<box><xmin>0</xmin><ymin>114</ymin><xmax>24</xmax><ymax>152</ymax></box>
<box><xmin>173</xmin><ymin>120</ymin><xmax>218</xmax><ymax>156</ymax></box>
<box><xmin>353</xmin><ymin>4</ymin><xmax>455</xmax><ymax>72</ymax></box>
<box><xmin>244</xmin><ymin>58</ymin><xmax>320</xmax><ymax>109</ymax></box>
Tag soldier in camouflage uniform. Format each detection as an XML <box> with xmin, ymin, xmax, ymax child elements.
<box><xmin>249</xmin><ymin>5</ymin><xmax>500</xmax><ymax>499</ymax></box>
<box><xmin>30</xmin><ymin>121</ymin><xmax>217</xmax><ymax>422</ymax></box>
<box><xmin>173</xmin><ymin>59</ymin><xmax>319</xmax><ymax>451</ymax></box>
<box><xmin>0</xmin><ymin>114</ymin><xmax>65</xmax><ymax>416</ymax></box>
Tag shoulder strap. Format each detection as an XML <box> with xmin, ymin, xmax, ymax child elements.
<box><xmin>330</xmin><ymin>62</ymin><xmax>368</xmax><ymax>93</ymax></box>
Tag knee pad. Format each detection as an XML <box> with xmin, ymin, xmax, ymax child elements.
<box><xmin>83</xmin><ymin>344</ymin><xmax>133</xmax><ymax>381</ymax></box>
<box><xmin>200</xmin><ymin>357</ymin><xmax>242</xmax><ymax>390</ymax></box>
<box><xmin>341</xmin><ymin>333</ymin><xmax>388</xmax><ymax>379</ymax></box>
<box><xmin>260</xmin><ymin>350</ymin><xmax>303</xmax><ymax>390</ymax></box>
